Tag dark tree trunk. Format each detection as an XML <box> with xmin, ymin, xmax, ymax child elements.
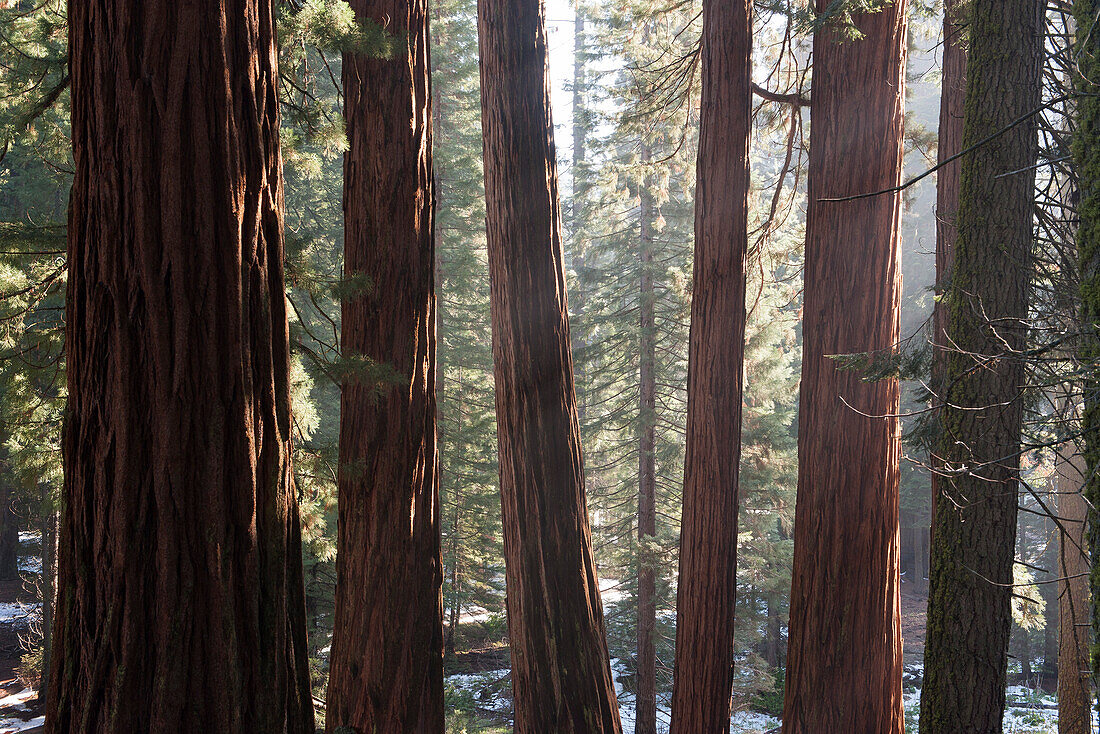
<box><xmin>1057</xmin><ymin>452</ymin><xmax>1090</xmax><ymax>733</ymax></box>
<box><xmin>668</xmin><ymin>0</ymin><xmax>751</xmax><ymax>731</ymax></box>
<box><xmin>47</xmin><ymin>1</ymin><xmax>314</xmax><ymax>730</ymax></box>
<box><xmin>920</xmin><ymin>1</ymin><xmax>1043</xmax><ymax>730</ymax></box>
<box><xmin>930</xmin><ymin>0</ymin><xmax>967</xmax><ymax>536</ymax></box>
<box><xmin>635</xmin><ymin>143</ymin><xmax>658</xmax><ymax>734</ymax></box>
<box><xmin>780</xmin><ymin>4</ymin><xmax>907</xmax><ymax>733</ymax></box>
<box><xmin>325</xmin><ymin>0</ymin><xmax>444</xmax><ymax>731</ymax></box>
<box><xmin>476</xmin><ymin>1</ymin><xmax>621</xmax><ymax>731</ymax></box>
<box><xmin>0</xmin><ymin>480</ymin><xmax>18</xmax><ymax>582</ymax></box>
<box><xmin>1074</xmin><ymin>0</ymin><xmax>1100</xmax><ymax>685</ymax></box>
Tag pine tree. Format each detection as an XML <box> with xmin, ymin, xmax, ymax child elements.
<box><xmin>46</xmin><ymin>1</ymin><xmax>314</xmax><ymax>729</ymax></box>
<box><xmin>476</xmin><ymin>0</ymin><xmax>622</xmax><ymax>729</ymax></box>
<box><xmin>781</xmin><ymin>2</ymin><xmax>908</xmax><ymax>731</ymax></box>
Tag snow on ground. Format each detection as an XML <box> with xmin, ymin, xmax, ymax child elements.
<box><xmin>15</xmin><ymin>558</ymin><xmax>39</xmax><ymax>576</ymax></box>
<box><xmin>0</xmin><ymin>689</ymin><xmax>42</xmax><ymax>733</ymax></box>
<box><xmin>445</xmin><ymin>660</ymin><xmax>1070</xmax><ymax>734</ymax></box>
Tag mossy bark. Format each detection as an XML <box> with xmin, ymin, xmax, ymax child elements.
<box><xmin>920</xmin><ymin>1</ymin><xmax>1043</xmax><ymax>731</ymax></box>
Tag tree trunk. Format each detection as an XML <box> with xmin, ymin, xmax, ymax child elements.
<box><xmin>920</xmin><ymin>1</ymin><xmax>1043</xmax><ymax>731</ymax></box>
<box><xmin>476</xmin><ymin>1</ymin><xmax>621</xmax><ymax>731</ymax></box>
<box><xmin>47</xmin><ymin>1</ymin><xmax>314</xmax><ymax>730</ymax></box>
<box><xmin>1073</xmin><ymin>0</ymin><xmax>1100</xmax><ymax>684</ymax></box>
<box><xmin>1057</xmin><ymin>451</ymin><xmax>1090</xmax><ymax>734</ymax></box>
<box><xmin>0</xmin><ymin>479</ymin><xmax>18</xmax><ymax>583</ymax></box>
<box><xmin>930</xmin><ymin>0</ymin><xmax>967</xmax><ymax>537</ymax></box>
<box><xmin>635</xmin><ymin>143</ymin><xmax>658</xmax><ymax>734</ymax></box>
<box><xmin>668</xmin><ymin>0</ymin><xmax>752</xmax><ymax>731</ymax></box>
<box><xmin>325</xmin><ymin>0</ymin><xmax>444</xmax><ymax>730</ymax></box>
<box><xmin>780</xmin><ymin>4</ymin><xmax>907</xmax><ymax>733</ymax></box>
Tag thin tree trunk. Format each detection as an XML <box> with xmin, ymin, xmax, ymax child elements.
<box><xmin>1057</xmin><ymin>450</ymin><xmax>1090</xmax><ymax>734</ymax></box>
<box><xmin>930</xmin><ymin>0</ymin><xmax>967</xmax><ymax>538</ymax></box>
<box><xmin>635</xmin><ymin>142</ymin><xmax>658</xmax><ymax>734</ymax></box>
<box><xmin>920</xmin><ymin>1</ymin><xmax>1043</xmax><ymax>730</ymax></box>
<box><xmin>781</xmin><ymin>4</ymin><xmax>908</xmax><ymax>733</ymax></box>
<box><xmin>47</xmin><ymin>0</ymin><xmax>314</xmax><ymax>730</ymax></box>
<box><xmin>476</xmin><ymin>1</ymin><xmax>621</xmax><ymax>731</ymax></box>
<box><xmin>669</xmin><ymin>0</ymin><xmax>752</xmax><ymax>730</ymax></box>
<box><xmin>1073</xmin><ymin>0</ymin><xmax>1100</xmax><ymax>687</ymax></box>
<box><xmin>325</xmin><ymin>0</ymin><xmax>444</xmax><ymax>730</ymax></box>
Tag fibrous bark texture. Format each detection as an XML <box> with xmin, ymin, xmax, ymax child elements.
<box><xmin>920</xmin><ymin>1</ymin><xmax>1043</xmax><ymax>731</ymax></box>
<box><xmin>668</xmin><ymin>0</ymin><xmax>751</xmax><ymax>731</ymax></box>
<box><xmin>1073</xmin><ymin>0</ymin><xmax>1100</xmax><ymax>679</ymax></box>
<box><xmin>780</xmin><ymin>4</ymin><xmax>907</xmax><ymax>733</ymax></box>
<box><xmin>1057</xmin><ymin>451</ymin><xmax>1091</xmax><ymax>734</ymax></box>
<box><xmin>476</xmin><ymin>1</ymin><xmax>621</xmax><ymax>732</ymax></box>
<box><xmin>930</xmin><ymin>0</ymin><xmax>967</xmax><ymax>533</ymax></box>
<box><xmin>325</xmin><ymin>0</ymin><xmax>444</xmax><ymax>731</ymax></box>
<box><xmin>48</xmin><ymin>1</ymin><xmax>314</xmax><ymax>731</ymax></box>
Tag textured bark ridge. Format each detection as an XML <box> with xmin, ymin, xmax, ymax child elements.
<box><xmin>781</xmin><ymin>4</ymin><xmax>907</xmax><ymax>733</ymax></box>
<box><xmin>920</xmin><ymin>1</ymin><xmax>1043</xmax><ymax>731</ymax></box>
<box><xmin>325</xmin><ymin>0</ymin><xmax>444</xmax><ymax>732</ymax></box>
<box><xmin>668</xmin><ymin>0</ymin><xmax>751</xmax><ymax>731</ymax></box>
<box><xmin>930</xmin><ymin>0</ymin><xmax>966</xmax><ymax>533</ymax></box>
<box><xmin>47</xmin><ymin>1</ymin><xmax>314</xmax><ymax>731</ymax></box>
<box><xmin>476</xmin><ymin>1</ymin><xmax>621</xmax><ymax>731</ymax></box>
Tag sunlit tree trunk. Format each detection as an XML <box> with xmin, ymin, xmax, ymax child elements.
<box><xmin>781</xmin><ymin>4</ymin><xmax>907</xmax><ymax>732</ymax></box>
<box><xmin>476</xmin><ymin>1</ymin><xmax>621</xmax><ymax>731</ymax></box>
<box><xmin>325</xmin><ymin>0</ymin><xmax>444</xmax><ymax>730</ymax></box>
<box><xmin>47</xmin><ymin>0</ymin><xmax>314</xmax><ymax>730</ymax></box>
<box><xmin>930</xmin><ymin>0</ymin><xmax>967</xmax><ymax>536</ymax></box>
<box><xmin>921</xmin><ymin>1</ymin><xmax>1043</xmax><ymax>730</ymax></box>
<box><xmin>669</xmin><ymin>0</ymin><xmax>752</xmax><ymax>731</ymax></box>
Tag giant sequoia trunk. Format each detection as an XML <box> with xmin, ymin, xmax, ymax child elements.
<box><xmin>930</xmin><ymin>0</ymin><xmax>967</xmax><ymax>535</ymax></box>
<box><xmin>1073</xmin><ymin>0</ymin><xmax>1100</xmax><ymax>683</ymax></box>
<box><xmin>476</xmin><ymin>1</ymin><xmax>621</xmax><ymax>731</ymax></box>
<box><xmin>780</xmin><ymin>4</ymin><xmax>907</xmax><ymax>733</ymax></box>
<box><xmin>920</xmin><ymin>1</ymin><xmax>1043</xmax><ymax>730</ymax></box>
<box><xmin>47</xmin><ymin>1</ymin><xmax>314</xmax><ymax>730</ymax></box>
<box><xmin>325</xmin><ymin>1</ymin><xmax>444</xmax><ymax>731</ymax></box>
<box><xmin>668</xmin><ymin>0</ymin><xmax>751</xmax><ymax>731</ymax></box>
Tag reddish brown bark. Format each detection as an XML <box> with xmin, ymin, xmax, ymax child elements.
<box><xmin>1057</xmin><ymin>451</ymin><xmax>1090</xmax><ymax>734</ymax></box>
<box><xmin>668</xmin><ymin>0</ymin><xmax>751</xmax><ymax>731</ymax></box>
<box><xmin>325</xmin><ymin>0</ymin><xmax>444</xmax><ymax>731</ymax></box>
<box><xmin>930</xmin><ymin>0</ymin><xmax>967</xmax><ymax>536</ymax></box>
<box><xmin>47</xmin><ymin>1</ymin><xmax>314</xmax><ymax>731</ymax></box>
<box><xmin>476</xmin><ymin>1</ymin><xmax>621</xmax><ymax>731</ymax></box>
<box><xmin>780</xmin><ymin>5</ymin><xmax>907</xmax><ymax>733</ymax></box>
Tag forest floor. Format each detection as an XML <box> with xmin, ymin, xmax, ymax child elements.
<box><xmin>0</xmin><ymin>538</ymin><xmax>47</xmax><ymax>734</ymax></box>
